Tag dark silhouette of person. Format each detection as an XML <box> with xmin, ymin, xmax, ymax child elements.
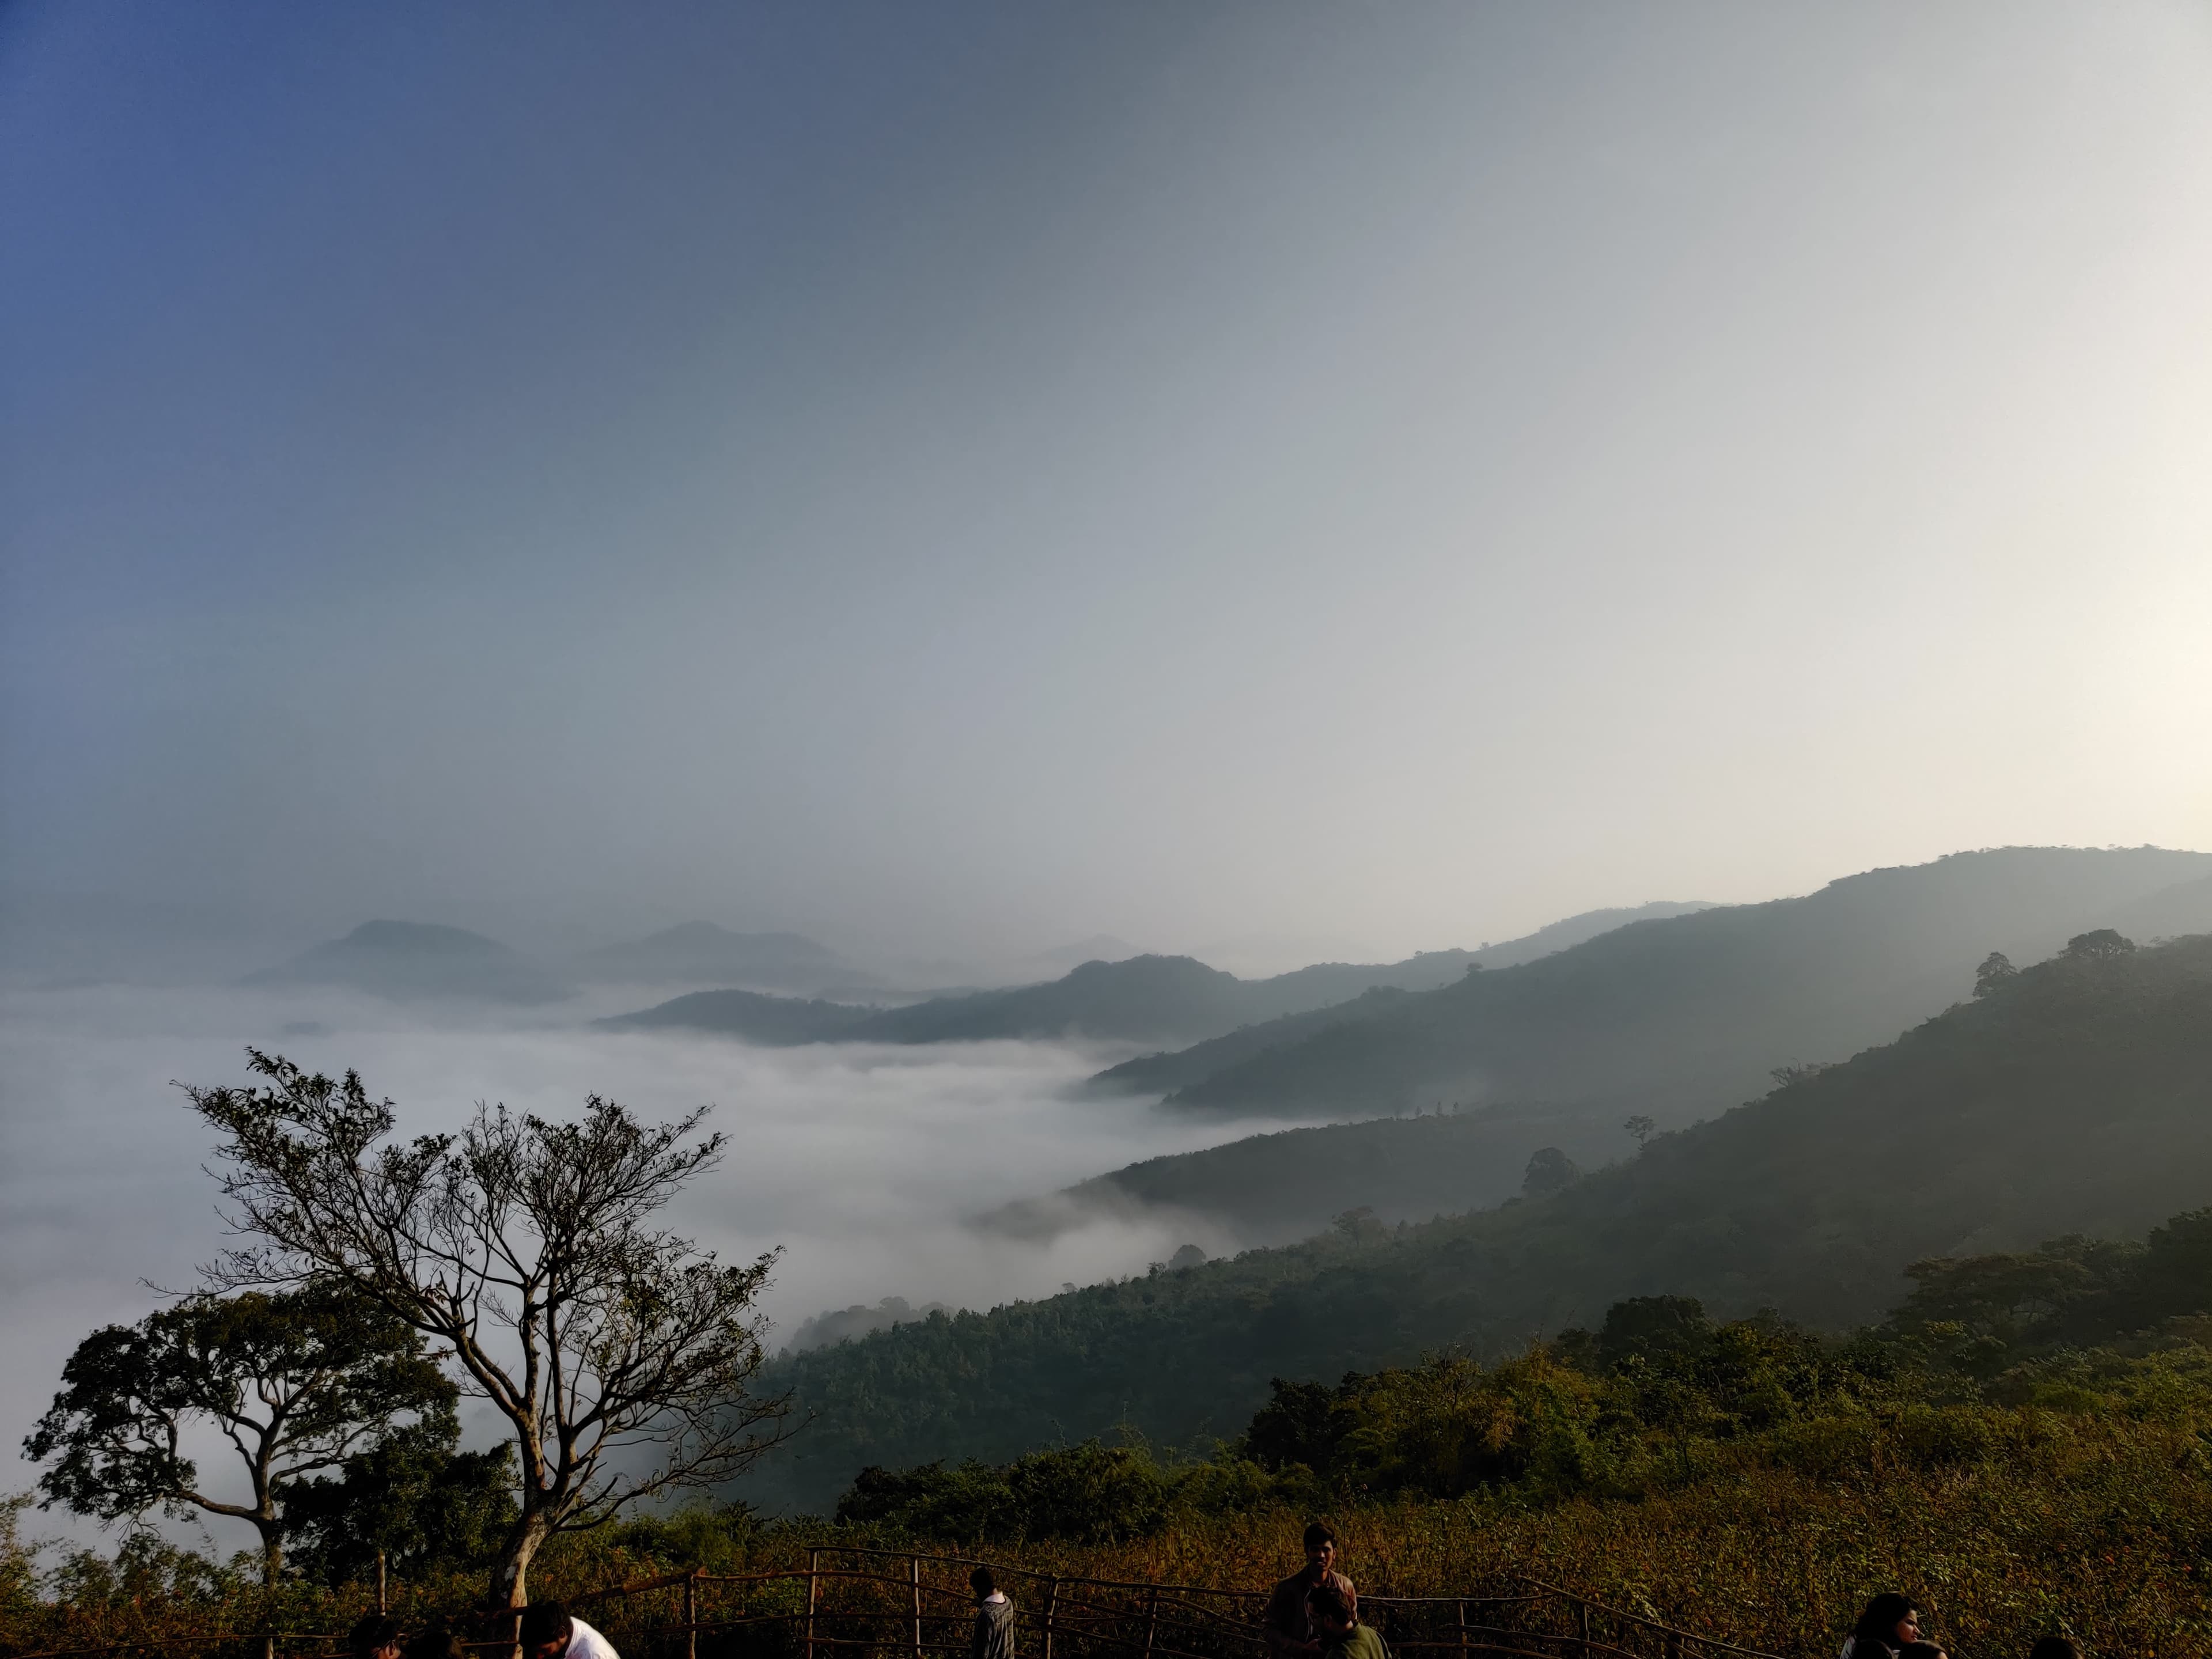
<box><xmin>1842</xmin><ymin>1595</ymin><xmax>1923</xmax><ymax>1659</ymax></box>
<box><xmin>969</xmin><ymin>1566</ymin><xmax>1016</xmax><ymax>1659</ymax></box>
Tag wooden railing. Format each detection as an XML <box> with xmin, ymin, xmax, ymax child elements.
<box><xmin>556</xmin><ymin>1548</ymin><xmax>1783</xmax><ymax>1659</ymax></box>
<box><xmin>4</xmin><ymin>1551</ymin><xmax>1784</xmax><ymax>1659</ymax></box>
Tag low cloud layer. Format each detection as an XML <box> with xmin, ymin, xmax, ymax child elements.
<box><xmin>0</xmin><ymin>983</ymin><xmax>1291</xmax><ymax>1547</ymax></box>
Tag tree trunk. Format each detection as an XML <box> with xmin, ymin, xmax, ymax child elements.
<box><xmin>491</xmin><ymin>1507</ymin><xmax>556</xmax><ymax>1611</ymax></box>
<box><xmin>257</xmin><ymin>1516</ymin><xmax>283</xmax><ymax>1588</ymax></box>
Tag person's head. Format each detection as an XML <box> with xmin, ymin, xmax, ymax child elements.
<box><xmin>1306</xmin><ymin>1583</ymin><xmax>1355</xmax><ymax>1637</ymax></box>
<box><xmin>349</xmin><ymin>1618</ymin><xmax>402</xmax><ymax>1659</ymax></box>
<box><xmin>1851</xmin><ymin>1595</ymin><xmax>1922</xmax><ymax>1649</ymax></box>
<box><xmin>1301</xmin><ymin>1521</ymin><xmax>1337</xmax><ymax>1573</ymax></box>
<box><xmin>518</xmin><ymin>1601</ymin><xmax>574</xmax><ymax>1659</ymax></box>
<box><xmin>2027</xmin><ymin>1642</ymin><xmax>2081</xmax><ymax>1659</ymax></box>
<box><xmin>970</xmin><ymin>1567</ymin><xmax>995</xmax><ymax>1603</ymax></box>
<box><xmin>403</xmin><ymin>1627</ymin><xmax>468</xmax><ymax>1659</ymax></box>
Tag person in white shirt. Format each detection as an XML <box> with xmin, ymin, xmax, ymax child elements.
<box><xmin>520</xmin><ymin>1601</ymin><xmax>620</xmax><ymax>1659</ymax></box>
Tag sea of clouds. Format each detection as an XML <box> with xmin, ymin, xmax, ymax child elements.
<box><xmin>0</xmin><ymin>982</ymin><xmax>1296</xmax><ymax>1546</ymax></box>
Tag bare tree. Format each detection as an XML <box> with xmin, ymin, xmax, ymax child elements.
<box><xmin>184</xmin><ymin>1051</ymin><xmax>789</xmax><ymax>1608</ymax></box>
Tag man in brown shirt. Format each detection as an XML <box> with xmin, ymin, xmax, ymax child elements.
<box><xmin>1263</xmin><ymin>1522</ymin><xmax>1357</xmax><ymax>1659</ymax></box>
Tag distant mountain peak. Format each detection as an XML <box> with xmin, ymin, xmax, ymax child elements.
<box><xmin>245</xmin><ymin>919</ymin><xmax>566</xmax><ymax>1003</ymax></box>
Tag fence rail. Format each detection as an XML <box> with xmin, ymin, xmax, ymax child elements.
<box><xmin>5</xmin><ymin>1550</ymin><xmax>1783</xmax><ymax>1659</ymax></box>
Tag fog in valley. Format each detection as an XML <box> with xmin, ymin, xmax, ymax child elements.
<box><xmin>0</xmin><ymin>979</ymin><xmax>1305</xmax><ymax>1533</ymax></box>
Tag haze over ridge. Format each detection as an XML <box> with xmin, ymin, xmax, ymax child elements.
<box><xmin>5</xmin><ymin>2</ymin><xmax>2210</xmax><ymax>967</ymax></box>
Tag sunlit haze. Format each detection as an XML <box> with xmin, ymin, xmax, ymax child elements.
<box><xmin>6</xmin><ymin>3</ymin><xmax>2210</xmax><ymax>971</ymax></box>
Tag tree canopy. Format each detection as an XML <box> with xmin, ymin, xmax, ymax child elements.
<box><xmin>22</xmin><ymin>1285</ymin><xmax>449</xmax><ymax>1584</ymax></box>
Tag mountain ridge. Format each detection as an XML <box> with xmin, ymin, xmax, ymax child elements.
<box><xmin>1130</xmin><ymin>846</ymin><xmax>2212</xmax><ymax>1118</ymax></box>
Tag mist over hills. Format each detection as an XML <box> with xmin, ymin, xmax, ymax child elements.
<box><xmin>740</xmin><ymin>926</ymin><xmax>2212</xmax><ymax>1512</ymax></box>
<box><xmin>1461</xmin><ymin>898</ymin><xmax>1716</xmax><ymax>966</ymax></box>
<box><xmin>1111</xmin><ymin>846</ymin><xmax>2212</xmax><ymax>1119</ymax></box>
<box><xmin>241</xmin><ymin>919</ymin><xmax>570</xmax><ymax>1004</ymax></box>
<box><xmin>601</xmin><ymin>947</ymin><xmax>1488</xmax><ymax>1047</ymax></box>
<box><xmin>577</xmin><ymin>921</ymin><xmax>866</xmax><ymax>995</ymax></box>
<box><xmin>599</xmin><ymin>900</ymin><xmax>1719</xmax><ymax>1050</ymax></box>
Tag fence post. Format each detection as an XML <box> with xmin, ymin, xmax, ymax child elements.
<box><xmin>1145</xmin><ymin>1585</ymin><xmax>1159</xmax><ymax>1657</ymax></box>
<box><xmin>685</xmin><ymin>1569</ymin><xmax>699</xmax><ymax>1659</ymax></box>
<box><xmin>377</xmin><ymin>1550</ymin><xmax>388</xmax><ymax>1616</ymax></box>
<box><xmin>1576</xmin><ymin>1599</ymin><xmax>1590</xmax><ymax>1659</ymax></box>
<box><xmin>1457</xmin><ymin>1600</ymin><xmax>1467</xmax><ymax>1659</ymax></box>
<box><xmin>806</xmin><ymin>1549</ymin><xmax>820</xmax><ymax>1659</ymax></box>
<box><xmin>911</xmin><ymin>1554</ymin><xmax>923</xmax><ymax>1659</ymax></box>
<box><xmin>1043</xmin><ymin>1578</ymin><xmax>1058</xmax><ymax>1659</ymax></box>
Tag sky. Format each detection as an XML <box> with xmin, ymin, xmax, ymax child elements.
<box><xmin>5</xmin><ymin>1</ymin><xmax>2212</xmax><ymax>974</ymax></box>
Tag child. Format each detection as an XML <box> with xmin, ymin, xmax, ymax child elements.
<box><xmin>1305</xmin><ymin>1581</ymin><xmax>1386</xmax><ymax>1659</ymax></box>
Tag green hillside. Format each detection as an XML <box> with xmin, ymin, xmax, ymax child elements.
<box><xmin>975</xmin><ymin>1102</ymin><xmax>1628</xmax><ymax>1249</ymax></box>
<box><xmin>1142</xmin><ymin>846</ymin><xmax>2212</xmax><ymax>1119</ymax></box>
<box><xmin>741</xmin><ymin>929</ymin><xmax>2212</xmax><ymax>1512</ymax></box>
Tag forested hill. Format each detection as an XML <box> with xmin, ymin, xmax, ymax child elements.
<box><xmin>974</xmin><ymin>1102</ymin><xmax>1629</xmax><ymax>1249</ymax></box>
<box><xmin>740</xmin><ymin>929</ymin><xmax>2212</xmax><ymax>1512</ymax></box>
<box><xmin>1108</xmin><ymin>845</ymin><xmax>2212</xmax><ymax>1116</ymax></box>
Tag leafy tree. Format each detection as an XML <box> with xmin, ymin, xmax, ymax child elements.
<box><xmin>2063</xmin><ymin>929</ymin><xmax>2135</xmax><ymax>961</ymax></box>
<box><xmin>1522</xmin><ymin>1147</ymin><xmax>1579</xmax><ymax>1196</ymax></box>
<box><xmin>1972</xmin><ymin>950</ymin><xmax>2017</xmax><ymax>997</ymax></box>
<box><xmin>1624</xmin><ymin>1115</ymin><xmax>1657</xmax><ymax>1149</ymax></box>
<box><xmin>183</xmin><ymin>1051</ymin><xmax>789</xmax><ymax>1608</ymax></box>
<box><xmin>1767</xmin><ymin>1061</ymin><xmax>1832</xmax><ymax>1088</ymax></box>
<box><xmin>280</xmin><ymin>1420</ymin><xmax>515</xmax><ymax>1588</ymax></box>
<box><xmin>22</xmin><ymin>1285</ymin><xmax>449</xmax><ymax>1584</ymax></box>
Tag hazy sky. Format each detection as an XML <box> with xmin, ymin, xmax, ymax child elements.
<box><xmin>5</xmin><ymin>1</ymin><xmax>2211</xmax><ymax>968</ymax></box>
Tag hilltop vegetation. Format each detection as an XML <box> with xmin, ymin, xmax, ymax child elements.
<box><xmin>743</xmin><ymin>928</ymin><xmax>2212</xmax><ymax>1510</ymax></box>
<box><xmin>1116</xmin><ymin>845</ymin><xmax>2212</xmax><ymax>1119</ymax></box>
<box><xmin>836</xmin><ymin>1204</ymin><xmax>2212</xmax><ymax>1533</ymax></box>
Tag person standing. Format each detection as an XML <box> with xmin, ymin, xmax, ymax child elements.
<box><xmin>969</xmin><ymin>1566</ymin><xmax>1017</xmax><ymax>1659</ymax></box>
<box><xmin>1264</xmin><ymin>1522</ymin><xmax>1357</xmax><ymax>1659</ymax></box>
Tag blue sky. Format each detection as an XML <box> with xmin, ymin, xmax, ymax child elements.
<box><xmin>5</xmin><ymin>2</ymin><xmax>2210</xmax><ymax>969</ymax></box>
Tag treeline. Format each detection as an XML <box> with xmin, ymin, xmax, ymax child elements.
<box><xmin>829</xmin><ymin>1203</ymin><xmax>2212</xmax><ymax>1542</ymax></box>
